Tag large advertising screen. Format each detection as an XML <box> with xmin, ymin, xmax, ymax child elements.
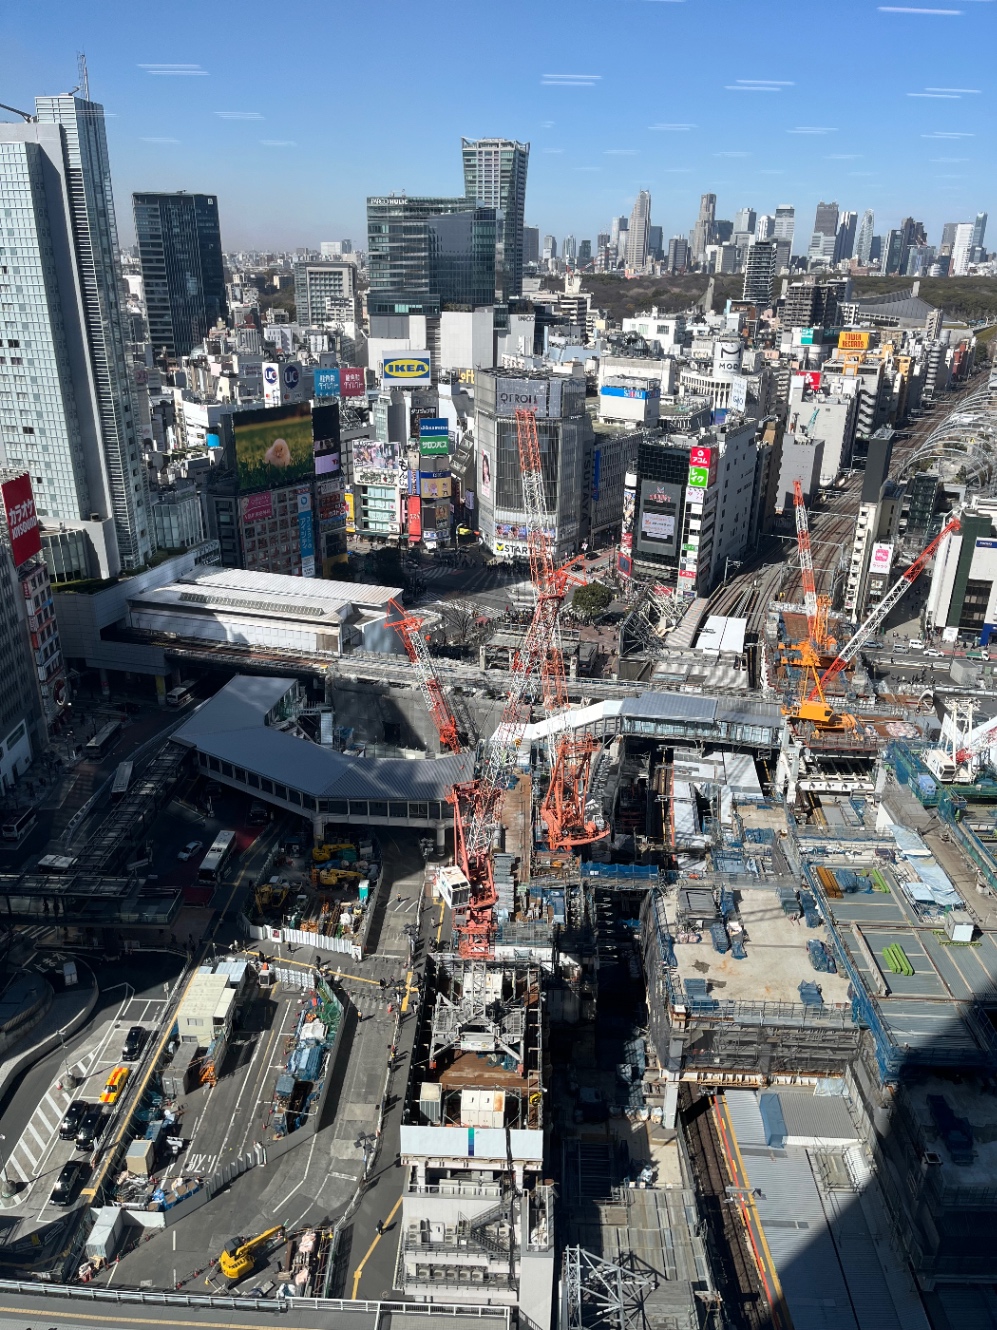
<box><xmin>234</xmin><ymin>403</ymin><xmax>314</xmax><ymax>493</ymax></box>
<box><xmin>480</xmin><ymin>450</ymin><xmax>493</xmax><ymax>500</ymax></box>
<box><xmin>353</xmin><ymin>440</ymin><xmax>398</xmax><ymax>471</ymax></box>
<box><xmin>314</xmin><ymin>367</ymin><xmax>340</xmax><ymax>398</ymax></box>
<box><xmin>636</xmin><ymin>479</ymin><xmax>682</xmax><ymax>558</ymax></box>
<box><xmin>1</xmin><ymin>473</ymin><xmax>41</xmax><ymax>568</ymax></box>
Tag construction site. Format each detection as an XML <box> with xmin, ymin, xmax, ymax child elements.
<box><xmin>385</xmin><ymin>405</ymin><xmax>997</xmax><ymax>1330</ymax></box>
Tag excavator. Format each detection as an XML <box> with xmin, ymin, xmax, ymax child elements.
<box><xmin>218</xmin><ymin>1225</ymin><xmax>285</xmax><ymax>1283</ymax></box>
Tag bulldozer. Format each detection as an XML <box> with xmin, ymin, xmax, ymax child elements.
<box><xmin>218</xmin><ymin>1225</ymin><xmax>285</xmax><ymax>1283</ymax></box>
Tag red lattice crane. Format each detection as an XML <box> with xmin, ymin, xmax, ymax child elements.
<box><xmin>389</xmin><ymin>599</ymin><xmax>463</xmax><ymax>754</ymax></box>
<box><xmin>793</xmin><ymin>479</ymin><xmax>819</xmax><ymax>647</ymax></box>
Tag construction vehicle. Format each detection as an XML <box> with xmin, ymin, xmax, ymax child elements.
<box><xmin>218</xmin><ymin>1225</ymin><xmax>285</xmax><ymax>1283</ymax></box>
<box><xmin>311</xmin><ymin>841</ymin><xmax>354</xmax><ymax>863</ymax></box>
<box><xmin>316</xmin><ymin>866</ymin><xmax>361</xmax><ymax>887</ymax></box>
<box><xmin>790</xmin><ymin>513</ymin><xmax>961</xmax><ymax>730</ymax></box>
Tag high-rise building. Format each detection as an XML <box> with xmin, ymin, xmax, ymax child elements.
<box><xmin>132</xmin><ymin>192</ymin><xmax>227</xmax><ymax>360</ymax></box>
<box><xmin>543</xmin><ymin>234</ymin><xmax>557</xmax><ymax>262</ymax></box>
<box><xmin>577</xmin><ymin>239</ymin><xmax>592</xmax><ymax>267</ymax></box>
<box><xmin>855</xmin><ymin>210</ymin><xmax>875</xmax><ymax>265</ymax></box>
<box><xmin>835</xmin><ymin>210</ymin><xmax>857</xmax><ymax>263</ymax></box>
<box><xmin>773</xmin><ymin>204</ymin><xmax>796</xmax><ymax>249</ymax></box>
<box><xmin>940</xmin><ymin>221</ymin><xmax>959</xmax><ymax>256</ymax></box>
<box><xmin>951</xmin><ymin>222</ymin><xmax>975</xmax><ymax>276</ymax></box>
<box><xmin>742</xmin><ymin>240</ymin><xmax>777</xmax><ymax>307</ymax></box>
<box><xmin>691</xmin><ymin>194</ymin><xmax>716</xmax><ymax>264</ymax></box>
<box><xmin>812</xmin><ymin>201</ymin><xmax>839</xmax><ymax>239</ymax></box>
<box><xmin>647</xmin><ymin>226</ymin><xmax>663</xmax><ymax>261</ymax></box>
<box><xmin>882</xmin><ymin>228</ymin><xmax>904</xmax><ymax>276</ymax></box>
<box><xmin>461</xmin><ymin>137</ymin><xmax>530</xmax><ymax>300</ymax></box>
<box><xmin>0</xmin><ymin>470</ymin><xmax>48</xmax><ymax>791</ymax></box>
<box><xmin>475</xmin><ymin>369</ymin><xmax>590</xmax><ymax>563</ymax></box>
<box><xmin>735</xmin><ymin>207</ymin><xmax>757</xmax><ymax>235</ymax></box>
<box><xmin>755</xmin><ymin>214</ymin><xmax>775</xmax><ymax>241</ymax></box>
<box><xmin>562</xmin><ymin>234</ymin><xmax>577</xmax><ymax>263</ymax></box>
<box><xmin>1</xmin><ymin>94</ymin><xmax>152</xmax><ymax>575</ymax></box>
<box><xmin>293</xmin><ymin>260</ymin><xmax>357</xmax><ymax>326</ymax></box>
<box><xmin>625</xmin><ymin>190</ymin><xmax>652</xmax><ymax>269</ymax></box>
<box><xmin>666</xmin><ymin>236</ymin><xmax>689</xmax><ymax>274</ymax></box>
<box><xmin>972</xmin><ymin>211</ymin><xmax>988</xmax><ymax>252</ymax></box>
<box><xmin>523</xmin><ymin>225</ymin><xmax>540</xmax><ymax>266</ymax></box>
<box><xmin>366</xmin><ymin>195</ymin><xmax>495</xmax><ymax>307</ymax></box>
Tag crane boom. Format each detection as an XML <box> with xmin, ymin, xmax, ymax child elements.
<box><xmin>808</xmin><ymin>514</ymin><xmax>961</xmax><ymax>702</ymax></box>
<box><xmin>388</xmin><ymin>599</ymin><xmax>463</xmax><ymax>754</ymax></box>
<box><xmin>793</xmin><ymin>479</ymin><xmax>819</xmax><ymax>646</ymax></box>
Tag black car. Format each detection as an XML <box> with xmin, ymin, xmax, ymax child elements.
<box><xmin>74</xmin><ymin>1106</ymin><xmax>106</xmax><ymax>1153</ymax></box>
<box><xmin>121</xmin><ymin>1025</ymin><xmax>147</xmax><ymax>1061</ymax></box>
<box><xmin>58</xmin><ymin>1100</ymin><xmax>89</xmax><ymax>1141</ymax></box>
<box><xmin>50</xmin><ymin>1159</ymin><xmax>89</xmax><ymax>1206</ymax></box>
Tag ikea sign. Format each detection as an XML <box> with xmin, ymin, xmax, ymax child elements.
<box><xmin>383</xmin><ymin>353</ymin><xmax>431</xmax><ymax>385</ymax></box>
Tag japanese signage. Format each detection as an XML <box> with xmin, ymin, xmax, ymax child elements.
<box><xmin>339</xmin><ymin>366</ymin><xmax>366</xmax><ymax>397</ymax></box>
<box><xmin>314</xmin><ymin>367</ymin><xmax>341</xmax><ymax>398</ymax></box>
<box><xmin>241</xmin><ymin>490</ymin><xmax>274</xmax><ymax>523</ymax></box>
<box><xmin>1</xmin><ymin>473</ymin><xmax>41</xmax><ymax>567</ymax></box>
<box><xmin>838</xmin><ymin>331</ymin><xmax>871</xmax><ymax>350</ymax></box>
<box><xmin>869</xmin><ymin>542</ymin><xmax>893</xmax><ymax>577</ymax></box>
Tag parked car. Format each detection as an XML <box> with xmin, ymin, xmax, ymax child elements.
<box><xmin>99</xmin><ymin>1065</ymin><xmax>130</xmax><ymax>1105</ymax></box>
<box><xmin>121</xmin><ymin>1026</ymin><xmax>147</xmax><ymax>1061</ymax></box>
<box><xmin>74</xmin><ymin>1106</ymin><xmax>106</xmax><ymax>1152</ymax></box>
<box><xmin>58</xmin><ymin>1100</ymin><xmax>89</xmax><ymax>1141</ymax></box>
<box><xmin>177</xmin><ymin>839</ymin><xmax>202</xmax><ymax>862</ymax></box>
<box><xmin>49</xmin><ymin>1159</ymin><xmax>89</xmax><ymax>1206</ymax></box>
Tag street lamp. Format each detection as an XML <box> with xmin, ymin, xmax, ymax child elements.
<box><xmin>0</xmin><ymin>1133</ymin><xmax>14</xmax><ymax>1199</ymax></box>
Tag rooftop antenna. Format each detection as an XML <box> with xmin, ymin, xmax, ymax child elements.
<box><xmin>77</xmin><ymin>52</ymin><xmax>90</xmax><ymax>101</ymax></box>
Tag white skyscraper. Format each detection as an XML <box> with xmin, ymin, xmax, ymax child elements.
<box><xmin>755</xmin><ymin>214</ymin><xmax>775</xmax><ymax>241</ymax></box>
<box><xmin>0</xmin><ymin>94</ymin><xmax>152</xmax><ymax>575</ymax></box>
<box><xmin>625</xmin><ymin>191</ymin><xmax>652</xmax><ymax>270</ymax></box>
<box><xmin>773</xmin><ymin>204</ymin><xmax>796</xmax><ymax>249</ymax></box>
<box><xmin>855</xmin><ymin>210</ymin><xmax>875</xmax><ymax>266</ymax></box>
<box><xmin>951</xmin><ymin>222</ymin><xmax>975</xmax><ymax>276</ymax></box>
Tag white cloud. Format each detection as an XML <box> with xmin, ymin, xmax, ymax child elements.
<box><xmin>735</xmin><ymin>79</ymin><xmax>794</xmax><ymax>85</ymax></box>
<box><xmin>725</xmin><ymin>85</ymin><xmax>782</xmax><ymax>91</ymax></box>
<box><xmin>930</xmin><ymin>155</ymin><xmax>969</xmax><ymax>161</ymax></box>
<box><xmin>922</xmin><ymin>130</ymin><xmax>974</xmax><ymax>137</ymax></box>
<box><xmin>573</xmin><ymin>166</ymin><xmax>602</xmax><ymax>172</ymax></box>
<box><xmin>787</xmin><ymin>126</ymin><xmax>838</xmax><ymax>134</ymax></box>
<box><xmin>260</xmin><ymin>139</ymin><xmax>296</xmax><ymax>147</ymax></box>
<box><xmin>926</xmin><ymin>86</ymin><xmax>981</xmax><ymax>91</ymax></box>
<box><xmin>715</xmin><ymin>150</ymin><xmax>751</xmax><ymax>157</ymax></box>
<box><xmin>878</xmin><ymin>5</ymin><xmax>962</xmax><ymax>11</ymax></box>
<box><xmin>541</xmin><ymin>120</ymin><xmax>555</xmax><ymax>128</ymax></box>
<box><xmin>648</xmin><ymin>123</ymin><xmax>695</xmax><ymax>130</ymax></box>
<box><xmin>215</xmin><ymin>111</ymin><xmax>264</xmax><ymax>120</ymax></box>
<box><xmin>605</xmin><ymin>148</ymin><xmax>638</xmax><ymax>155</ymax></box>
<box><xmin>908</xmin><ymin>91</ymin><xmax>961</xmax><ymax>97</ymax></box>
<box><xmin>139</xmin><ymin>63</ymin><xmax>208</xmax><ymax>75</ymax></box>
<box><xmin>543</xmin><ymin>148</ymin><xmax>564</xmax><ymax>154</ymax></box>
<box><xmin>141</xmin><ymin>136</ymin><xmax>180</xmax><ymax>143</ymax></box>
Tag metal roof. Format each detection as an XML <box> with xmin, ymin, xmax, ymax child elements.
<box><xmin>171</xmin><ymin>566</ymin><xmax>402</xmax><ymax>608</ymax></box>
<box><xmin>620</xmin><ymin>692</ymin><xmax>718</xmax><ymax>722</ymax></box>
<box><xmin>174</xmin><ymin>674</ymin><xmax>472</xmax><ymax>801</ymax></box>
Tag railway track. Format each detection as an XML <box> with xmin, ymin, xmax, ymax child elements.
<box><xmin>680</xmin><ymin>1086</ymin><xmax>771</xmax><ymax>1330</ymax></box>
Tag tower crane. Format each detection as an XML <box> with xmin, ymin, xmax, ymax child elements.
<box><xmin>388</xmin><ymin>599</ymin><xmax>465</xmax><ymax>754</ymax></box>
<box><xmin>794</xmin><ymin>513</ymin><xmax>961</xmax><ymax>727</ymax></box>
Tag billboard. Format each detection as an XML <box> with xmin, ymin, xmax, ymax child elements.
<box><xmin>839</xmin><ymin>331</ymin><xmax>870</xmax><ymax>350</ymax></box>
<box><xmin>1</xmin><ymin>473</ymin><xmax>41</xmax><ymax>568</ymax></box>
<box><xmin>496</xmin><ymin>378</ymin><xmax>548</xmax><ymax>417</ymax></box>
<box><xmin>406</xmin><ymin>495</ymin><xmax>422</xmax><ymax>542</ymax></box>
<box><xmin>344</xmin><ymin>492</ymin><xmax>355</xmax><ymax>533</ymax></box>
<box><xmin>241</xmin><ymin>490</ymin><xmax>274</xmax><ymax>523</ymax></box>
<box><xmin>382</xmin><ymin>353</ymin><xmax>431</xmax><ymax>385</ymax></box>
<box><xmin>314</xmin><ymin>367</ymin><xmax>340</xmax><ymax>398</ymax></box>
<box><xmin>353</xmin><ymin>440</ymin><xmax>398</xmax><ymax>471</ymax></box>
<box><xmin>298</xmin><ymin>492</ymin><xmax>315</xmax><ymax>577</ymax></box>
<box><xmin>340</xmin><ymin>366</ymin><xmax>366</xmax><ymax>397</ymax></box>
<box><xmin>618</xmin><ymin>553</ymin><xmax>632</xmax><ymax>579</ymax></box>
<box><xmin>687</xmin><ymin>465</ymin><xmax>710</xmax><ymax>488</ymax></box>
<box><xmin>601</xmin><ymin>384</ymin><xmax>651</xmax><ymax>401</ymax></box>
<box><xmin>730</xmin><ymin>375</ymin><xmax>748</xmax><ymax>413</ymax></box>
<box><xmin>315</xmin><ymin>451</ymin><xmax>341</xmax><ymax>475</ymax></box>
<box><xmin>234</xmin><ymin>403</ymin><xmax>314</xmax><ymax>492</ymax></box>
<box><xmin>793</xmin><ymin>370</ymin><xmax>822</xmax><ymax>393</ymax></box>
<box><xmin>480</xmin><ymin>450</ymin><xmax>493</xmax><ymax>500</ymax></box>
<box><xmin>637</xmin><ymin>480</ymin><xmax>682</xmax><ymax>557</ymax></box>
<box><xmin>869</xmin><ymin>542</ymin><xmax>893</xmax><ymax>577</ymax></box>
<box><xmin>420</xmin><ymin>476</ymin><xmax>451</xmax><ymax>500</ymax></box>
<box><xmin>419</xmin><ymin>417</ymin><xmax>448</xmax><ymax>437</ymax></box>
<box><xmin>420</xmin><ymin>436</ymin><xmax>450</xmax><ymax>457</ymax></box>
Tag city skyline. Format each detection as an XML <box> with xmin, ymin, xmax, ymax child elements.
<box><xmin>1</xmin><ymin>0</ymin><xmax>994</xmax><ymax>250</ymax></box>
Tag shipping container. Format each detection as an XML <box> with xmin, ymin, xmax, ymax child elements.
<box><xmin>85</xmin><ymin>1206</ymin><xmax>126</xmax><ymax>1262</ymax></box>
<box><xmin>125</xmin><ymin>1139</ymin><xmax>155</xmax><ymax>1176</ymax></box>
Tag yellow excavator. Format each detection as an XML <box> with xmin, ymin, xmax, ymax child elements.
<box><xmin>218</xmin><ymin>1225</ymin><xmax>285</xmax><ymax>1283</ymax></box>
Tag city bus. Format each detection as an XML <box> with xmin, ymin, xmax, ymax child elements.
<box><xmin>197</xmin><ymin>829</ymin><xmax>237</xmax><ymax>883</ymax></box>
<box><xmin>110</xmin><ymin>760</ymin><xmax>133</xmax><ymax>801</ymax></box>
<box><xmin>2</xmin><ymin>808</ymin><xmax>36</xmax><ymax>844</ymax></box>
<box><xmin>84</xmin><ymin>721</ymin><xmax>122</xmax><ymax>758</ymax></box>
<box><xmin>166</xmin><ymin>681</ymin><xmax>196</xmax><ymax>708</ymax></box>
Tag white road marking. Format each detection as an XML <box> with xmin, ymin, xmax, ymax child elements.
<box><xmin>26</xmin><ymin>1121</ymin><xmax>46</xmax><ymax>1153</ymax></box>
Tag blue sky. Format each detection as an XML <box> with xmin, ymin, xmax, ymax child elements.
<box><xmin>2</xmin><ymin>0</ymin><xmax>994</xmax><ymax>253</ymax></box>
